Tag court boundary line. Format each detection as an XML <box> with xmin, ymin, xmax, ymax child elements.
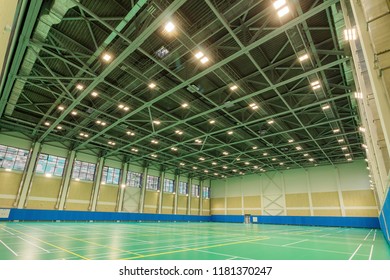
<box><xmin>4</xmin><ymin>226</ymin><xmax>89</xmax><ymax>260</ymax></box>
<box><xmin>0</xmin><ymin>239</ymin><xmax>18</xmax><ymax>256</ymax></box>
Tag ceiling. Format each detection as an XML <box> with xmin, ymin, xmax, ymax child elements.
<box><xmin>0</xmin><ymin>0</ymin><xmax>364</xmax><ymax>179</ymax></box>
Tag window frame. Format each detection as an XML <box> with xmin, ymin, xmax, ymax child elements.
<box><xmin>0</xmin><ymin>145</ymin><xmax>29</xmax><ymax>171</ymax></box>
<box><xmin>36</xmin><ymin>153</ymin><xmax>66</xmax><ymax>177</ymax></box>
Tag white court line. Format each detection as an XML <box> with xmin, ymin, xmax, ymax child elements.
<box><xmin>320</xmin><ymin>233</ymin><xmax>332</xmax><ymax>238</ymax></box>
<box><xmin>282</xmin><ymin>239</ymin><xmax>308</xmax><ymax>247</ymax></box>
<box><xmin>1</xmin><ymin>228</ymin><xmax>15</xmax><ymax>235</ymax></box>
<box><xmin>369</xmin><ymin>245</ymin><xmax>374</xmax><ymax>260</ymax></box>
<box><xmin>0</xmin><ymin>240</ymin><xmax>18</xmax><ymax>256</ymax></box>
<box><xmin>373</xmin><ymin>230</ymin><xmax>377</xmax><ymax>242</ymax></box>
<box><xmin>17</xmin><ymin>236</ymin><xmax>50</xmax><ymax>253</ymax></box>
<box><xmin>349</xmin><ymin>244</ymin><xmax>362</xmax><ymax>260</ymax></box>
<box><xmin>364</xmin><ymin>229</ymin><xmax>373</xmax><ymax>240</ymax></box>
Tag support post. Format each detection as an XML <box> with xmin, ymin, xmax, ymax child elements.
<box><xmin>90</xmin><ymin>157</ymin><xmax>104</xmax><ymax>211</ymax></box>
<box><xmin>58</xmin><ymin>150</ymin><xmax>76</xmax><ymax>210</ymax></box>
<box><xmin>16</xmin><ymin>142</ymin><xmax>41</xmax><ymax>209</ymax></box>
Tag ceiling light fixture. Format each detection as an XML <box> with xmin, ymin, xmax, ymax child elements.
<box><xmin>149</xmin><ymin>83</ymin><xmax>156</xmax><ymax>89</ymax></box>
<box><xmin>195</xmin><ymin>51</ymin><xmax>204</xmax><ymax>59</ymax></box>
<box><xmin>91</xmin><ymin>91</ymin><xmax>98</xmax><ymax>97</ymax></box>
<box><xmin>344</xmin><ymin>28</ymin><xmax>357</xmax><ymax>41</ymax></box>
<box><xmin>200</xmin><ymin>56</ymin><xmax>209</xmax><ymax>64</ymax></box>
<box><xmin>354</xmin><ymin>92</ymin><xmax>363</xmax><ymax>99</ymax></box>
<box><xmin>164</xmin><ymin>21</ymin><xmax>175</xmax><ymax>33</ymax></box>
<box><xmin>230</xmin><ymin>85</ymin><xmax>238</xmax><ymax>91</ymax></box>
<box><xmin>76</xmin><ymin>84</ymin><xmax>84</xmax><ymax>90</ymax></box>
<box><xmin>102</xmin><ymin>53</ymin><xmax>112</xmax><ymax>62</ymax></box>
<box><xmin>277</xmin><ymin>6</ymin><xmax>290</xmax><ymax>17</ymax></box>
<box><xmin>298</xmin><ymin>53</ymin><xmax>309</xmax><ymax>62</ymax></box>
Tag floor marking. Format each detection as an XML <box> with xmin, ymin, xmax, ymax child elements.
<box><xmin>364</xmin><ymin>229</ymin><xmax>373</xmax><ymax>240</ymax></box>
<box><xmin>373</xmin><ymin>230</ymin><xmax>377</xmax><ymax>242</ymax></box>
<box><xmin>4</xmin><ymin>227</ymin><xmax>89</xmax><ymax>260</ymax></box>
<box><xmin>16</xmin><ymin>224</ymin><xmax>144</xmax><ymax>257</ymax></box>
<box><xmin>320</xmin><ymin>233</ymin><xmax>332</xmax><ymax>238</ymax></box>
<box><xmin>282</xmin><ymin>239</ymin><xmax>308</xmax><ymax>247</ymax></box>
<box><xmin>187</xmin><ymin>248</ymin><xmax>252</xmax><ymax>260</ymax></box>
<box><xmin>17</xmin><ymin>236</ymin><xmax>50</xmax><ymax>253</ymax></box>
<box><xmin>369</xmin><ymin>245</ymin><xmax>374</xmax><ymax>260</ymax></box>
<box><xmin>0</xmin><ymin>240</ymin><xmax>18</xmax><ymax>256</ymax></box>
<box><xmin>349</xmin><ymin>244</ymin><xmax>362</xmax><ymax>260</ymax></box>
<box><xmin>1</xmin><ymin>228</ymin><xmax>15</xmax><ymax>235</ymax></box>
<box><xmin>123</xmin><ymin>237</ymin><xmax>270</xmax><ymax>260</ymax></box>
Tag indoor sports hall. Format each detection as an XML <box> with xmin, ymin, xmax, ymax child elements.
<box><xmin>0</xmin><ymin>0</ymin><xmax>389</xmax><ymax>261</ymax></box>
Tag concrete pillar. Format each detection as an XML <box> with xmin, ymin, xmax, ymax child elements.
<box><xmin>90</xmin><ymin>157</ymin><xmax>104</xmax><ymax>211</ymax></box>
<box><xmin>16</xmin><ymin>142</ymin><xmax>41</xmax><ymax>209</ymax></box>
<box><xmin>186</xmin><ymin>177</ymin><xmax>192</xmax><ymax>215</ymax></box>
<box><xmin>117</xmin><ymin>161</ymin><xmax>128</xmax><ymax>212</ymax></box>
<box><xmin>349</xmin><ymin>0</ymin><xmax>390</xmax><ymax>160</ymax></box>
<box><xmin>58</xmin><ymin>150</ymin><xmax>76</xmax><ymax>210</ymax></box>
<box><xmin>173</xmin><ymin>171</ymin><xmax>180</xmax><ymax>214</ymax></box>
<box><xmin>138</xmin><ymin>164</ymin><xmax>149</xmax><ymax>213</ymax></box>
<box><xmin>199</xmin><ymin>179</ymin><xmax>204</xmax><ymax>215</ymax></box>
<box><xmin>157</xmin><ymin>168</ymin><xmax>166</xmax><ymax>214</ymax></box>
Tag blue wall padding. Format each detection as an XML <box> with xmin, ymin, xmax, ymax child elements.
<box><xmin>252</xmin><ymin>215</ymin><xmax>379</xmax><ymax>228</ymax></box>
<box><xmin>0</xmin><ymin>209</ymin><xmax>381</xmax><ymax>230</ymax></box>
<box><xmin>211</xmin><ymin>215</ymin><xmax>244</xmax><ymax>223</ymax></box>
<box><xmin>0</xmin><ymin>208</ymin><xmax>210</xmax><ymax>222</ymax></box>
<box><xmin>380</xmin><ymin>191</ymin><xmax>390</xmax><ymax>245</ymax></box>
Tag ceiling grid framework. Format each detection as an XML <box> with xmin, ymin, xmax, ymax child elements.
<box><xmin>0</xmin><ymin>0</ymin><xmax>365</xmax><ymax>179</ymax></box>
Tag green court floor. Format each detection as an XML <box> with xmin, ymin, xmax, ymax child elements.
<box><xmin>0</xmin><ymin>222</ymin><xmax>389</xmax><ymax>260</ymax></box>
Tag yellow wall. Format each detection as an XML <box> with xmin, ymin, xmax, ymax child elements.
<box><xmin>144</xmin><ymin>191</ymin><xmax>158</xmax><ymax>213</ymax></box>
<box><xmin>287</xmin><ymin>209</ymin><xmax>311</xmax><ymax>216</ymax></box>
<box><xmin>342</xmin><ymin>190</ymin><xmax>376</xmax><ymax>207</ymax></box>
<box><xmin>162</xmin><ymin>193</ymin><xmax>174</xmax><ymax>214</ymax></box>
<box><xmin>65</xmin><ymin>180</ymin><xmax>93</xmax><ymax>211</ymax></box>
<box><xmin>312</xmin><ymin>192</ymin><xmax>340</xmax><ymax>207</ymax></box>
<box><xmin>285</xmin><ymin>193</ymin><xmax>310</xmax><ymax>207</ymax></box>
<box><xmin>177</xmin><ymin>195</ymin><xmax>188</xmax><ymax>214</ymax></box>
<box><xmin>191</xmin><ymin>197</ymin><xmax>199</xmax><ymax>215</ymax></box>
<box><xmin>96</xmin><ymin>185</ymin><xmax>118</xmax><ymax>212</ymax></box>
<box><xmin>0</xmin><ymin>171</ymin><xmax>23</xmax><ymax>207</ymax></box>
<box><xmin>26</xmin><ymin>176</ymin><xmax>61</xmax><ymax>209</ymax></box>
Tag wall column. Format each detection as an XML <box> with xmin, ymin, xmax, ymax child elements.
<box><xmin>57</xmin><ymin>150</ymin><xmax>76</xmax><ymax>210</ymax></box>
<box><xmin>349</xmin><ymin>0</ymin><xmax>390</xmax><ymax>160</ymax></box>
<box><xmin>186</xmin><ymin>177</ymin><xmax>192</xmax><ymax>215</ymax></box>
<box><xmin>199</xmin><ymin>179</ymin><xmax>204</xmax><ymax>215</ymax></box>
<box><xmin>157</xmin><ymin>168</ymin><xmax>166</xmax><ymax>214</ymax></box>
<box><xmin>173</xmin><ymin>171</ymin><xmax>180</xmax><ymax>214</ymax></box>
<box><xmin>305</xmin><ymin>170</ymin><xmax>314</xmax><ymax>216</ymax></box>
<box><xmin>117</xmin><ymin>161</ymin><xmax>128</xmax><ymax>212</ymax></box>
<box><xmin>335</xmin><ymin>167</ymin><xmax>346</xmax><ymax>216</ymax></box>
<box><xmin>138</xmin><ymin>164</ymin><xmax>148</xmax><ymax>213</ymax></box>
<box><xmin>90</xmin><ymin>157</ymin><xmax>104</xmax><ymax>211</ymax></box>
<box><xmin>16</xmin><ymin>142</ymin><xmax>41</xmax><ymax>209</ymax></box>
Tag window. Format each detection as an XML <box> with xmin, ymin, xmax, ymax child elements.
<box><xmin>72</xmin><ymin>160</ymin><xmax>96</xmax><ymax>181</ymax></box>
<box><xmin>101</xmin><ymin>166</ymin><xmax>121</xmax><ymax>185</ymax></box>
<box><xmin>163</xmin><ymin>178</ymin><xmax>174</xmax><ymax>193</ymax></box>
<box><xmin>146</xmin><ymin>175</ymin><xmax>160</xmax><ymax>190</ymax></box>
<box><xmin>192</xmin><ymin>184</ymin><xmax>200</xmax><ymax>197</ymax></box>
<box><xmin>126</xmin><ymin>171</ymin><xmax>142</xmax><ymax>187</ymax></box>
<box><xmin>178</xmin><ymin>181</ymin><xmax>188</xmax><ymax>195</ymax></box>
<box><xmin>36</xmin><ymin>154</ymin><xmax>66</xmax><ymax>176</ymax></box>
<box><xmin>0</xmin><ymin>145</ymin><xmax>29</xmax><ymax>171</ymax></box>
<box><xmin>203</xmin><ymin>186</ymin><xmax>210</xmax><ymax>199</ymax></box>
